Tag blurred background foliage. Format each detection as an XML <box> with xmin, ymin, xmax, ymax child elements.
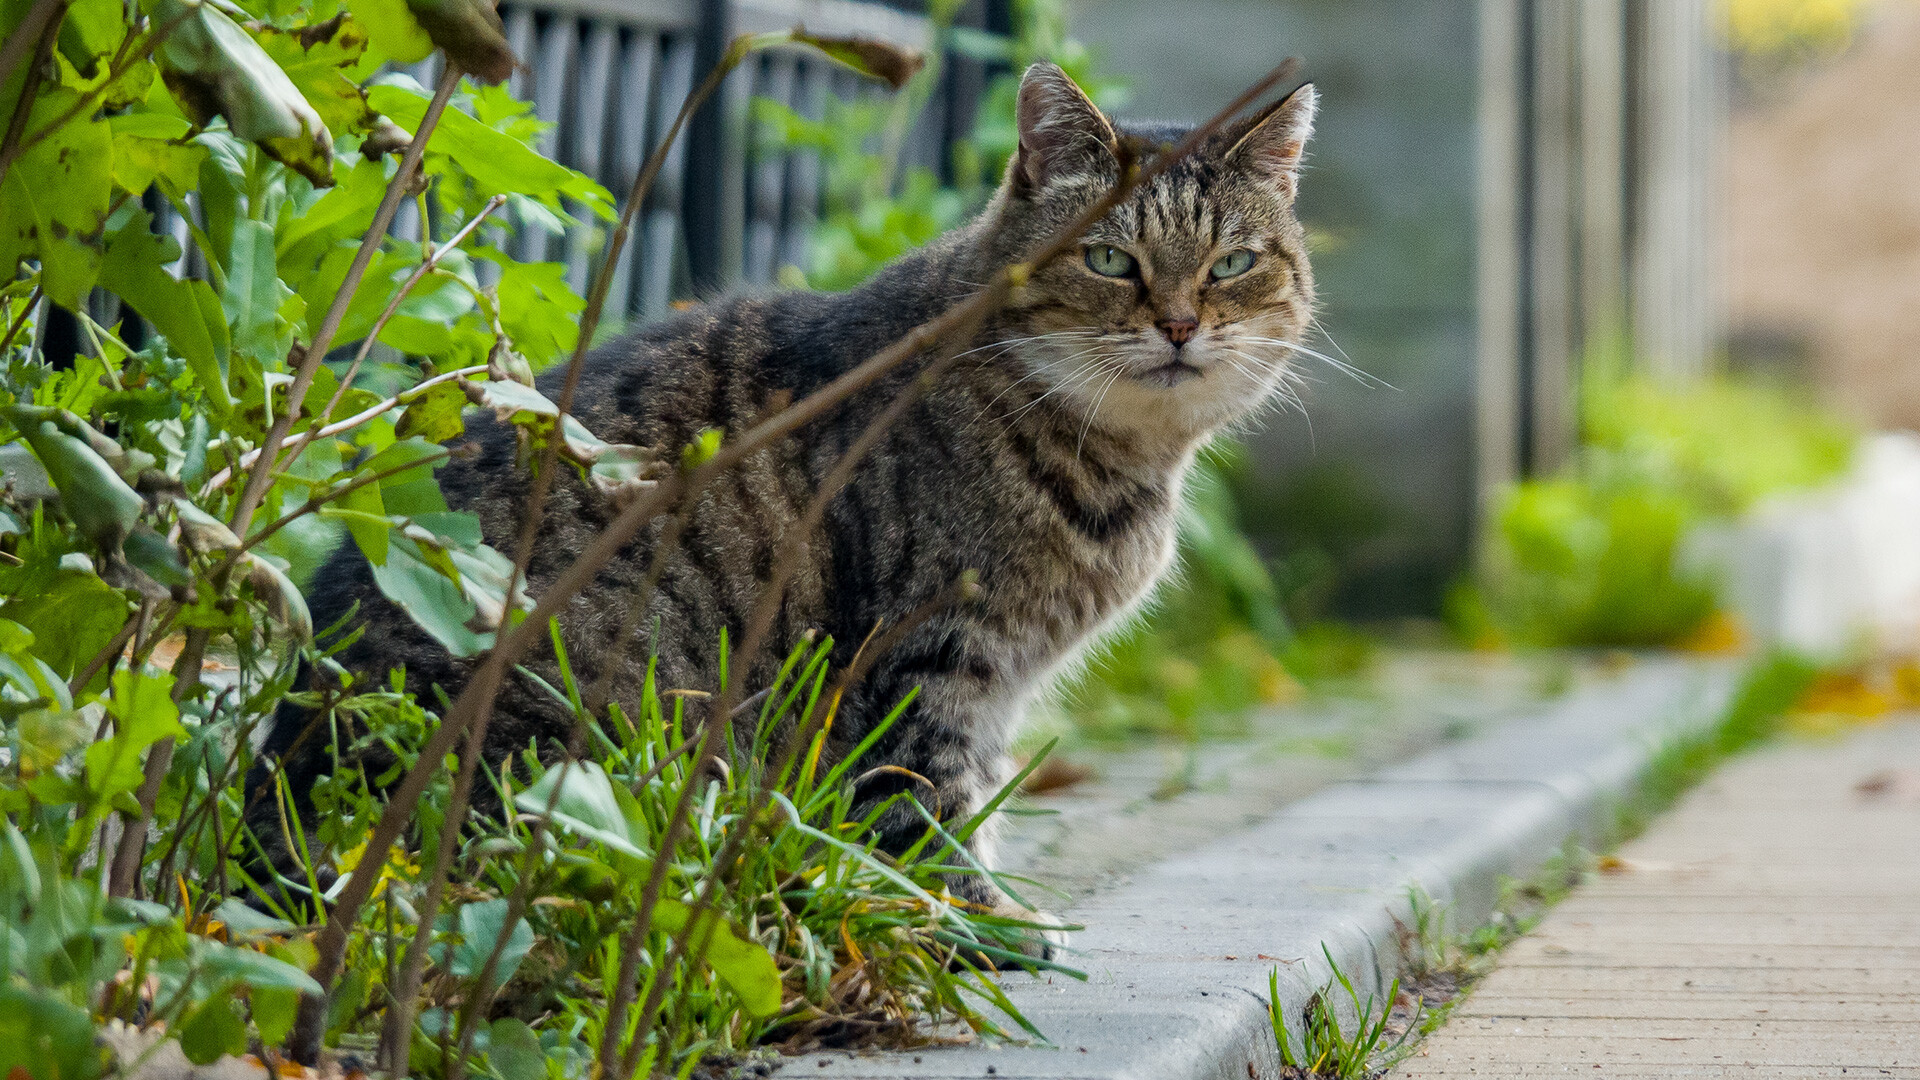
<box><xmin>1455</xmin><ymin>351</ymin><xmax>1857</xmax><ymax>650</ymax></box>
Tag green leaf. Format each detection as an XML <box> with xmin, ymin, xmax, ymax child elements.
<box><xmin>197</xmin><ymin>938</ymin><xmax>324</xmax><ymax>994</ymax></box>
<box><xmin>488</xmin><ymin>1018</ymin><xmax>546</xmax><ymax>1080</ymax></box>
<box><xmin>85</xmin><ymin>669</ymin><xmax>183</xmax><ymax>799</ymax></box>
<box><xmin>15</xmin><ymin>88</ymin><xmax>113</xmax><ymax>236</ymax></box>
<box><xmin>652</xmin><ymin>899</ymin><xmax>783</xmax><ymax>1019</ymax></box>
<box><xmin>346</xmin><ymin>0</ymin><xmax>434</xmax><ymax>64</ymax></box>
<box><xmin>0</xmin><ymin>166</ymin><xmax>103</xmax><ymax>309</ymax></box>
<box><xmin>108</xmin><ymin>113</ymin><xmax>208</xmax><ymax>199</ymax></box>
<box><xmin>449</xmin><ymin>898</ymin><xmax>533</xmax><ymax>990</ymax></box>
<box><xmin>222</xmin><ymin>218</ymin><xmax>283</xmax><ymax>362</ymax></box>
<box><xmin>0</xmin><ymin>984</ymin><xmax>109</xmax><ymax>1080</ymax></box>
<box><xmin>365</xmin><ymin>532</ymin><xmax>486</xmax><ymax>655</ymax></box>
<box><xmin>0</xmin><ymin>406</ymin><xmax>145</xmax><ymax>552</ymax></box>
<box><xmin>367</xmin><ymin>84</ymin><xmax>613</xmax><ymax>221</ymax></box>
<box><xmin>338</xmin><ymin>467</ymin><xmax>389</xmax><ymax>564</ymax></box>
<box><xmin>362</xmin><ymin>436</ymin><xmax>450</xmax><ymax>514</ymax></box>
<box><xmin>250</xmin><ymin>986</ymin><xmax>300</xmax><ymax>1046</ymax></box>
<box><xmin>254</xmin><ymin>15</ymin><xmax>377</xmax><ymax>137</ymax></box>
<box><xmin>277</xmin><ymin>154</ymin><xmax>386</xmax><ymax>256</ymax></box>
<box><xmin>394</xmin><ymin>377</ymin><xmax>467</xmax><ymax>442</ymax></box>
<box><xmin>179</xmin><ymin>986</ymin><xmax>248</xmax><ymax>1065</ymax></box>
<box><xmin>98</xmin><ymin>210</ymin><xmax>232</xmax><ymax>413</ymax></box>
<box><xmin>56</xmin><ymin>0</ymin><xmax>126</xmax><ymax>80</ymax></box>
<box><xmin>124</xmin><ymin>526</ymin><xmax>191</xmax><ymax>588</ymax></box>
<box><xmin>155</xmin><ymin>0</ymin><xmax>335</xmax><ymax>186</ymax></box>
<box><xmin>0</xmin><ymin>565</ymin><xmax>126</xmax><ymax>683</ymax></box>
<box><xmin>514</xmin><ymin>760</ymin><xmax>644</xmax><ymax>857</ymax></box>
<box><xmin>489</xmin><ymin>258</ymin><xmax>582</xmax><ymax>368</ymax></box>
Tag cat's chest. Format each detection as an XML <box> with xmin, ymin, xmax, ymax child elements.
<box><xmin>989</xmin><ymin>491</ymin><xmax>1181</xmax><ymax>665</ymax></box>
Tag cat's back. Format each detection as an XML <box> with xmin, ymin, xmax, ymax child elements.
<box><xmin>558</xmin><ymin>237</ymin><xmax>975</xmax><ymax>455</ymax></box>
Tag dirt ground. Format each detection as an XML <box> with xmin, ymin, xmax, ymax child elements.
<box><xmin>1726</xmin><ymin>2</ymin><xmax>1920</xmax><ymax>430</ymax></box>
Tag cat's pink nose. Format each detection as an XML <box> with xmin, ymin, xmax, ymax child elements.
<box><xmin>1159</xmin><ymin>319</ymin><xmax>1198</xmax><ymax>346</ymax></box>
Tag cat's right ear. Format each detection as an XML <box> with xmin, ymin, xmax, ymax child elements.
<box><xmin>1012</xmin><ymin>62</ymin><xmax>1119</xmax><ymax>196</ymax></box>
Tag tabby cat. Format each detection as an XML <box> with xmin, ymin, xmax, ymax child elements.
<box><xmin>257</xmin><ymin>62</ymin><xmax>1318</xmax><ymax>945</ymax></box>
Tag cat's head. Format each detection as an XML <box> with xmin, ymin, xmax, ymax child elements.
<box><xmin>987</xmin><ymin>62</ymin><xmax>1318</xmax><ymax>446</ymax></box>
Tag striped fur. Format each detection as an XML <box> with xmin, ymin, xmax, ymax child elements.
<box><xmin>257</xmin><ymin>65</ymin><xmax>1318</xmax><ymax>924</ymax></box>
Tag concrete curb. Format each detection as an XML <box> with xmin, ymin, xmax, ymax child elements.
<box><xmin>790</xmin><ymin>655</ymin><xmax>1742</xmax><ymax>1080</ymax></box>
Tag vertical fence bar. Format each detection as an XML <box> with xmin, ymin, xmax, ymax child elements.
<box><xmin>1476</xmin><ymin>0</ymin><xmax>1525</xmax><ymax>520</ymax></box>
<box><xmin>1580</xmin><ymin>0</ymin><xmax>1629</xmax><ymax>343</ymax></box>
<box><xmin>643</xmin><ymin>37</ymin><xmax>699</xmax><ymax>319</ymax></box>
<box><xmin>607</xmin><ymin>31</ymin><xmax>663</xmax><ymax>321</ymax></box>
<box><xmin>683</xmin><ymin>0</ymin><xmax>731</xmax><ymax>293</ymax></box>
<box><xmin>780</xmin><ymin>57</ymin><xmax>827</xmax><ymax>278</ymax></box>
<box><xmin>567</xmin><ymin>20</ymin><xmax>622</xmax><ymax>297</ymax></box>
<box><xmin>1528</xmin><ymin>0</ymin><xmax>1579</xmax><ymax>473</ymax></box>
<box><xmin>744</xmin><ymin>53</ymin><xmax>797</xmax><ymax>286</ymax></box>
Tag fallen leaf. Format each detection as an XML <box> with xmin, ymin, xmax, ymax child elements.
<box><xmin>1020</xmin><ymin>755</ymin><xmax>1093</xmax><ymax>795</ymax></box>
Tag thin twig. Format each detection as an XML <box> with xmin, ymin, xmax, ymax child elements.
<box><xmin>0</xmin><ymin>0</ymin><xmax>64</xmax><ymax>106</ymax></box>
<box><xmin>230</xmin><ymin>66</ymin><xmax>462</xmax><ymax>540</ymax></box>
<box><xmin>69</xmin><ymin>607</ymin><xmax>142</xmax><ymax>697</ymax></box>
<box><xmin>0</xmin><ymin>285</ymin><xmax>42</xmax><ymax>355</ymax></box>
<box><xmin>292</xmin><ymin>194</ymin><xmax>508</xmax><ymax>461</ymax></box>
<box><xmin>0</xmin><ymin>4</ymin><xmax>62</xmax><ymax>194</ymax></box>
<box><xmin>107</xmin><ymin>619</ymin><xmax>206</xmax><ymax>898</ymax></box>
<box><xmin>201</xmin><ymin>367</ymin><xmax>483</xmax><ymax>496</ymax></box>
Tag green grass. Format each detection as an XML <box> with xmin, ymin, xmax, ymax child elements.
<box><xmin>3</xmin><ymin>624</ymin><xmax>1082</xmax><ymax>1079</ymax></box>
<box><xmin>1267</xmin><ymin>945</ymin><xmax>1420</xmax><ymax>1078</ymax></box>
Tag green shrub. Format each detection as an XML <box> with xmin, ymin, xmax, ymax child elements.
<box><xmin>1472</xmin><ymin>354</ymin><xmax>1856</xmax><ymax>649</ymax></box>
<box><xmin>0</xmin><ymin>0</ymin><xmax>1063</xmax><ymax>1073</ymax></box>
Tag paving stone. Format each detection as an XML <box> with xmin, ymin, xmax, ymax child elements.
<box><xmin>1386</xmin><ymin>720</ymin><xmax>1920</xmax><ymax>1079</ymax></box>
<box><xmin>787</xmin><ymin>659</ymin><xmax>1740</xmax><ymax>1078</ymax></box>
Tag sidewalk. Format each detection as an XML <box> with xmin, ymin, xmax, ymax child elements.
<box><xmin>1393</xmin><ymin>718</ymin><xmax>1920</xmax><ymax>1078</ymax></box>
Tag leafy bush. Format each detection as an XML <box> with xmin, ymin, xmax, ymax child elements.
<box><xmin>0</xmin><ymin>0</ymin><xmax>1072</xmax><ymax>1074</ymax></box>
<box><xmin>1468</xmin><ymin>356</ymin><xmax>1856</xmax><ymax>648</ymax></box>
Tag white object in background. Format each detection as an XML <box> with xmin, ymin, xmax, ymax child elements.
<box><xmin>1714</xmin><ymin>432</ymin><xmax>1920</xmax><ymax>657</ymax></box>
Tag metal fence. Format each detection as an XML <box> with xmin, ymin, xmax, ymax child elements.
<box><xmin>401</xmin><ymin>0</ymin><xmax>999</xmax><ymax>325</ymax></box>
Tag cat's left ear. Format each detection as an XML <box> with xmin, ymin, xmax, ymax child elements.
<box><xmin>1226</xmin><ymin>82</ymin><xmax>1318</xmax><ymax>200</ymax></box>
<box><xmin>1012</xmin><ymin>62</ymin><xmax>1120</xmax><ymax>195</ymax></box>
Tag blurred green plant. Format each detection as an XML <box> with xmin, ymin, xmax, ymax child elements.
<box><xmin>755</xmin><ymin>0</ymin><xmax>1127</xmax><ymax>292</ymax></box>
<box><xmin>1462</xmin><ymin>349</ymin><xmax>1856</xmax><ymax>649</ymax></box>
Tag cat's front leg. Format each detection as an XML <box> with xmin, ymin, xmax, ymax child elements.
<box><xmin>850</xmin><ymin>677</ymin><xmax>1068</xmax><ymax>960</ymax></box>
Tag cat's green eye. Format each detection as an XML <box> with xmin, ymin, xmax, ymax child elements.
<box><xmin>1085</xmin><ymin>244</ymin><xmax>1137</xmax><ymax>278</ymax></box>
<box><xmin>1209</xmin><ymin>249</ymin><xmax>1257</xmax><ymax>280</ymax></box>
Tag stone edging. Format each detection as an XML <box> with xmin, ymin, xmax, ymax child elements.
<box><xmin>792</xmin><ymin>655</ymin><xmax>1741</xmax><ymax>1079</ymax></box>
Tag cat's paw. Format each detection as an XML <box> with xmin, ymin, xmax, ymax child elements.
<box><xmin>984</xmin><ymin>901</ymin><xmax>1071</xmax><ymax>963</ymax></box>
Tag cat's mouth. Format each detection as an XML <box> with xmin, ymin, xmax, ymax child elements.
<box><xmin>1138</xmin><ymin>360</ymin><xmax>1204</xmax><ymax>387</ymax></box>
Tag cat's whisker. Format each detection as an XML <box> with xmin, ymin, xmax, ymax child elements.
<box><xmin>1077</xmin><ymin>367</ymin><xmax>1129</xmax><ymax>458</ymax></box>
<box><xmin>996</xmin><ymin>351</ymin><xmax>1123</xmax><ymax>424</ymax></box>
<box><xmin>1238</xmin><ymin>336</ymin><xmax>1394</xmax><ymax>390</ymax></box>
